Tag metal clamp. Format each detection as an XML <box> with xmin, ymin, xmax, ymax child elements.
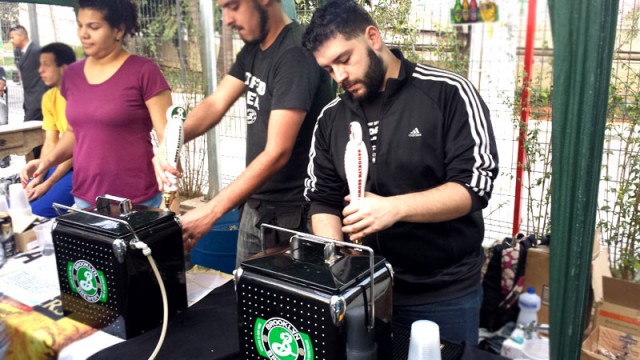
<box><xmin>95</xmin><ymin>194</ymin><xmax>133</xmax><ymax>216</ymax></box>
<box><xmin>259</xmin><ymin>224</ymin><xmax>378</xmax><ymax>331</ymax></box>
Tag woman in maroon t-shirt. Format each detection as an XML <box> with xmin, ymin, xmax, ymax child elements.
<box><xmin>21</xmin><ymin>0</ymin><xmax>172</xmax><ymax>208</ymax></box>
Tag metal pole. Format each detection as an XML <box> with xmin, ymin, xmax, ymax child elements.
<box><xmin>199</xmin><ymin>0</ymin><xmax>220</xmax><ymax>200</ymax></box>
<box><xmin>512</xmin><ymin>0</ymin><xmax>537</xmax><ymax>236</ymax></box>
<box><xmin>28</xmin><ymin>3</ymin><xmax>39</xmax><ymax>45</ymax></box>
<box><xmin>176</xmin><ymin>0</ymin><xmax>186</xmax><ymax>85</ymax></box>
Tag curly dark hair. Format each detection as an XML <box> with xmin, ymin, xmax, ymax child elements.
<box><xmin>302</xmin><ymin>0</ymin><xmax>377</xmax><ymax>53</ymax></box>
<box><xmin>40</xmin><ymin>42</ymin><xmax>77</xmax><ymax>67</ymax></box>
<box><xmin>78</xmin><ymin>0</ymin><xmax>140</xmax><ymax>37</ymax></box>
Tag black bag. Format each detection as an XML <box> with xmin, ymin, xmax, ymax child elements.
<box><xmin>479</xmin><ymin>234</ymin><xmax>537</xmax><ymax>331</ymax></box>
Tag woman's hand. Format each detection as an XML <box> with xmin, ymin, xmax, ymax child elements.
<box><xmin>20</xmin><ymin>159</ymin><xmax>42</xmax><ymax>187</ymax></box>
<box><xmin>26</xmin><ymin>180</ymin><xmax>52</xmax><ymax>201</ymax></box>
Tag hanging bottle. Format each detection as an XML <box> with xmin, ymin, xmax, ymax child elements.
<box><xmin>470</xmin><ymin>0</ymin><xmax>479</xmax><ymax>22</ymax></box>
<box><xmin>462</xmin><ymin>0</ymin><xmax>470</xmax><ymax>23</ymax></box>
<box><xmin>453</xmin><ymin>0</ymin><xmax>463</xmax><ymax>24</ymax></box>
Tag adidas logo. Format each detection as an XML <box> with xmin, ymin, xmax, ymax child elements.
<box><xmin>408</xmin><ymin>127</ymin><xmax>422</xmax><ymax>137</ymax></box>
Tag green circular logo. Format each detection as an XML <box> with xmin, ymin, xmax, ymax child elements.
<box><xmin>254</xmin><ymin>317</ymin><xmax>314</xmax><ymax>360</ymax></box>
<box><xmin>71</xmin><ymin>260</ymin><xmax>104</xmax><ymax>303</ymax></box>
<box><xmin>169</xmin><ymin>106</ymin><xmax>186</xmax><ymax>122</ymax></box>
<box><xmin>268</xmin><ymin>325</ymin><xmax>299</xmax><ymax>360</ymax></box>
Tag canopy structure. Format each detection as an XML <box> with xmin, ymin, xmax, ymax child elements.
<box><xmin>2</xmin><ymin>0</ymin><xmax>75</xmax><ymax>6</ymax></box>
<box><xmin>3</xmin><ymin>1</ymin><xmax>623</xmax><ymax>358</ymax></box>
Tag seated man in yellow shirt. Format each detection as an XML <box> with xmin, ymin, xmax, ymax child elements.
<box><xmin>20</xmin><ymin>43</ymin><xmax>76</xmax><ymax>217</ymax></box>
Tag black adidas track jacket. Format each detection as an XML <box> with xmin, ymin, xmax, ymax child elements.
<box><xmin>304</xmin><ymin>51</ymin><xmax>499</xmax><ymax>305</ymax></box>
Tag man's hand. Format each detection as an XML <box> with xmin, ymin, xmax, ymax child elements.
<box><xmin>152</xmin><ymin>146</ymin><xmax>182</xmax><ymax>192</ymax></box>
<box><xmin>341</xmin><ymin>192</ymin><xmax>401</xmax><ymax>242</ymax></box>
<box><xmin>179</xmin><ymin>205</ymin><xmax>217</xmax><ymax>251</ymax></box>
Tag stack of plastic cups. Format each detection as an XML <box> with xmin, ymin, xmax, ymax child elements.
<box><xmin>407</xmin><ymin>320</ymin><xmax>441</xmax><ymax>360</ymax></box>
<box><xmin>0</xmin><ymin>194</ymin><xmax>8</xmax><ymax>214</ymax></box>
<box><xmin>8</xmin><ymin>183</ymin><xmax>32</xmax><ymax>219</ymax></box>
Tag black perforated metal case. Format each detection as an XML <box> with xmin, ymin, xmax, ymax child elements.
<box><xmin>52</xmin><ymin>196</ymin><xmax>188</xmax><ymax>339</ymax></box>
<box><xmin>235</xmin><ymin>226</ymin><xmax>393</xmax><ymax>360</ymax></box>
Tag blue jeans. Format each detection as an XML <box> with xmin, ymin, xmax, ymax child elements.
<box><xmin>30</xmin><ymin>167</ymin><xmax>74</xmax><ymax>218</ymax></box>
<box><xmin>393</xmin><ymin>281</ymin><xmax>482</xmax><ymax>345</ymax></box>
<box><xmin>74</xmin><ymin>193</ymin><xmax>163</xmax><ymax>210</ymax></box>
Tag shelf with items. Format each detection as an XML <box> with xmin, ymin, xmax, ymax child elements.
<box><xmin>450</xmin><ymin>0</ymin><xmax>498</xmax><ymax>26</ymax></box>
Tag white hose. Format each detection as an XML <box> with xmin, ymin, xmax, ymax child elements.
<box><xmin>132</xmin><ymin>241</ymin><xmax>169</xmax><ymax>360</ymax></box>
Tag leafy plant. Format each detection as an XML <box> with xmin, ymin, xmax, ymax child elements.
<box><xmin>597</xmin><ymin>16</ymin><xmax>640</xmax><ymax>279</ymax></box>
<box><xmin>179</xmin><ymin>95</ymin><xmax>208</xmax><ymax>199</ymax></box>
<box><xmin>427</xmin><ymin>24</ymin><xmax>470</xmax><ymax>76</ymax></box>
<box><xmin>362</xmin><ymin>0</ymin><xmax>420</xmax><ymax>63</ymax></box>
<box><xmin>498</xmin><ymin>59</ymin><xmax>553</xmax><ymax>240</ymax></box>
<box><xmin>596</xmin><ymin>6</ymin><xmax>640</xmax><ymax>281</ymax></box>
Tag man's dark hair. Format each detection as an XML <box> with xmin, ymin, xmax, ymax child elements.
<box><xmin>302</xmin><ymin>0</ymin><xmax>377</xmax><ymax>53</ymax></box>
<box><xmin>78</xmin><ymin>0</ymin><xmax>140</xmax><ymax>37</ymax></box>
<box><xmin>40</xmin><ymin>43</ymin><xmax>77</xmax><ymax>67</ymax></box>
<box><xmin>9</xmin><ymin>25</ymin><xmax>28</xmax><ymax>37</ymax></box>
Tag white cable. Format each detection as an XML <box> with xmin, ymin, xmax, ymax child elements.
<box><xmin>132</xmin><ymin>241</ymin><xmax>169</xmax><ymax>360</ymax></box>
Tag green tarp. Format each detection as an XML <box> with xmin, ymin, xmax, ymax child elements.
<box><xmin>2</xmin><ymin>0</ymin><xmax>75</xmax><ymax>6</ymax></box>
<box><xmin>548</xmin><ymin>0</ymin><xmax>619</xmax><ymax>359</ymax></box>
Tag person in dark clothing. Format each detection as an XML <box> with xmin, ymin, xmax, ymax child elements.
<box><xmin>0</xmin><ymin>67</ymin><xmax>7</xmax><ymax>126</ymax></box>
<box><xmin>301</xmin><ymin>0</ymin><xmax>499</xmax><ymax>345</ymax></box>
<box><xmin>154</xmin><ymin>0</ymin><xmax>333</xmax><ymax>265</ymax></box>
<box><xmin>9</xmin><ymin>25</ymin><xmax>48</xmax><ymax>164</ymax></box>
<box><xmin>9</xmin><ymin>25</ymin><xmax>48</xmax><ymax>122</ymax></box>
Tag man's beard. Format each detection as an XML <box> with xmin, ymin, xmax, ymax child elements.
<box><xmin>242</xmin><ymin>0</ymin><xmax>269</xmax><ymax>45</ymax></box>
<box><xmin>344</xmin><ymin>48</ymin><xmax>386</xmax><ymax>101</ymax></box>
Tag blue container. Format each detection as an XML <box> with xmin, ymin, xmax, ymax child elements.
<box><xmin>190</xmin><ymin>208</ymin><xmax>240</xmax><ymax>274</ymax></box>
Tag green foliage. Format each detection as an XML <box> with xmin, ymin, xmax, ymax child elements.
<box><xmin>428</xmin><ymin>25</ymin><xmax>470</xmax><ymax>77</ymax></box>
<box><xmin>294</xmin><ymin>0</ymin><xmax>318</xmax><ymax>25</ymax></box>
<box><xmin>138</xmin><ymin>0</ymin><xmax>195</xmax><ymax>60</ymax></box>
<box><xmin>503</xmin><ymin>66</ymin><xmax>553</xmax><ymax>240</ymax></box>
<box><xmin>361</xmin><ymin>0</ymin><xmax>420</xmax><ymax>63</ymax></box>
<box><xmin>597</xmin><ymin>6</ymin><xmax>640</xmax><ymax>281</ymax></box>
<box><xmin>0</xmin><ymin>3</ymin><xmax>19</xmax><ymax>44</ymax></box>
<box><xmin>135</xmin><ymin>0</ymin><xmax>207</xmax><ymax>198</ymax></box>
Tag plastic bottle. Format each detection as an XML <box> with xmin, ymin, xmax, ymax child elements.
<box><xmin>517</xmin><ymin>287</ymin><xmax>541</xmax><ymax>325</ymax></box>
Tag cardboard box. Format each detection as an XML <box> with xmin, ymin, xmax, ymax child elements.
<box><xmin>523</xmin><ymin>231</ymin><xmax>606</xmax><ymax>325</ymax></box>
<box><xmin>523</xmin><ymin>245</ymin><xmax>551</xmax><ymax>323</ymax></box>
<box><xmin>595</xmin><ymin>277</ymin><xmax>640</xmax><ymax>337</ymax></box>
<box><xmin>15</xmin><ymin>227</ymin><xmax>37</xmax><ymax>252</ymax></box>
<box><xmin>10</xmin><ymin>212</ymin><xmax>39</xmax><ymax>253</ymax></box>
<box><xmin>582</xmin><ymin>277</ymin><xmax>640</xmax><ymax>360</ymax></box>
<box><xmin>582</xmin><ymin>325</ymin><xmax>640</xmax><ymax>360</ymax></box>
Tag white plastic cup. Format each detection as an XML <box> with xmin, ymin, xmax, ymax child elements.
<box><xmin>522</xmin><ymin>338</ymin><xmax>549</xmax><ymax>360</ymax></box>
<box><xmin>0</xmin><ymin>195</ymin><xmax>8</xmax><ymax>213</ymax></box>
<box><xmin>34</xmin><ymin>222</ymin><xmax>54</xmax><ymax>256</ymax></box>
<box><xmin>8</xmin><ymin>183</ymin><xmax>32</xmax><ymax>217</ymax></box>
<box><xmin>407</xmin><ymin>320</ymin><xmax>441</xmax><ymax>360</ymax></box>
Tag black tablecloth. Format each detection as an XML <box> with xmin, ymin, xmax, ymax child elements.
<box><xmin>89</xmin><ymin>282</ymin><xmax>508</xmax><ymax>360</ymax></box>
<box><xmin>89</xmin><ymin>282</ymin><xmax>239</xmax><ymax>360</ymax></box>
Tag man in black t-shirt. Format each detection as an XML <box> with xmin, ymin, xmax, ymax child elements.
<box><xmin>155</xmin><ymin>0</ymin><xmax>332</xmax><ymax>265</ymax></box>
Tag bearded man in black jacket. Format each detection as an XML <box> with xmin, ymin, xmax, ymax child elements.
<box><xmin>302</xmin><ymin>0</ymin><xmax>499</xmax><ymax>345</ymax></box>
